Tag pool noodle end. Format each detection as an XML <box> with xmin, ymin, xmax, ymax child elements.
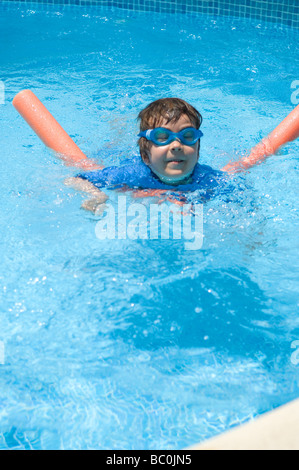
<box><xmin>13</xmin><ymin>90</ymin><xmax>102</xmax><ymax>170</ymax></box>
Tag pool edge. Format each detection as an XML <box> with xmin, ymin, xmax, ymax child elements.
<box><xmin>187</xmin><ymin>398</ymin><xmax>299</xmax><ymax>450</ymax></box>
<box><xmin>0</xmin><ymin>0</ymin><xmax>298</xmax><ymax>30</ymax></box>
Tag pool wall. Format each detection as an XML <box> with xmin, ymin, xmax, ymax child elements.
<box><xmin>1</xmin><ymin>0</ymin><xmax>299</xmax><ymax>28</ymax></box>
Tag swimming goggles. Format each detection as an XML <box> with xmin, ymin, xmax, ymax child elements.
<box><xmin>138</xmin><ymin>127</ymin><xmax>203</xmax><ymax>146</ymax></box>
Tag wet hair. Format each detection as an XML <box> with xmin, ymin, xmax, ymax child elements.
<box><xmin>137</xmin><ymin>98</ymin><xmax>203</xmax><ymax>162</ymax></box>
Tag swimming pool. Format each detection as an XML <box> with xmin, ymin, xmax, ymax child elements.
<box><xmin>0</xmin><ymin>2</ymin><xmax>299</xmax><ymax>450</ymax></box>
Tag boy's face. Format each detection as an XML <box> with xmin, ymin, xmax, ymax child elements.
<box><xmin>143</xmin><ymin>114</ymin><xmax>200</xmax><ymax>182</ymax></box>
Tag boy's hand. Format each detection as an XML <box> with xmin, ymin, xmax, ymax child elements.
<box><xmin>81</xmin><ymin>197</ymin><xmax>108</xmax><ymax>215</ymax></box>
<box><xmin>65</xmin><ymin>176</ymin><xmax>108</xmax><ymax>214</ymax></box>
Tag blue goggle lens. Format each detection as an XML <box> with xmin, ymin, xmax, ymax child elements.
<box><xmin>155</xmin><ymin>129</ymin><xmax>171</xmax><ymax>143</ymax></box>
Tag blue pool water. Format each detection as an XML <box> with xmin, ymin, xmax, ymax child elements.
<box><xmin>0</xmin><ymin>4</ymin><xmax>299</xmax><ymax>449</ymax></box>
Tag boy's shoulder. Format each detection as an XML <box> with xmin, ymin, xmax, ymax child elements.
<box><xmin>76</xmin><ymin>154</ymin><xmax>155</xmax><ymax>189</ymax></box>
<box><xmin>193</xmin><ymin>163</ymin><xmax>226</xmax><ymax>178</ymax></box>
<box><xmin>175</xmin><ymin>163</ymin><xmax>226</xmax><ymax>190</ymax></box>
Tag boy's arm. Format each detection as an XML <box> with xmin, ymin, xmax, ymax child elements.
<box><xmin>65</xmin><ymin>177</ymin><xmax>108</xmax><ymax>214</ymax></box>
<box><xmin>221</xmin><ymin>149</ymin><xmax>266</xmax><ymax>174</ymax></box>
<box><xmin>64</xmin><ymin>176</ymin><xmax>106</xmax><ymax>198</ymax></box>
<box><xmin>222</xmin><ymin>104</ymin><xmax>299</xmax><ymax>174</ymax></box>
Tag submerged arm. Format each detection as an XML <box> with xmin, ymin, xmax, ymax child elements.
<box><xmin>221</xmin><ymin>142</ymin><xmax>269</xmax><ymax>174</ymax></box>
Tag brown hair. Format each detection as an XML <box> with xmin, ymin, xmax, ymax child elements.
<box><xmin>137</xmin><ymin>98</ymin><xmax>203</xmax><ymax>162</ymax></box>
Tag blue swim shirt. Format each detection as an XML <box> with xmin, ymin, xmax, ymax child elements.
<box><xmin>77</xmin><ymin>155</ymin><xmax>232</xmax><ymax>201</ymax></box>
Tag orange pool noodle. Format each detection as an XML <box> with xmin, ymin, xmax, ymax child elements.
<box><xmin>13</xmin><ymin>90</ymin><xmax>101</xmax><ymax>170</ymax></box>
<box><xmin>222</xmin><ymin>104</ymin><xmax>299</xmax><ymax>173</ymax></box>
<box><xmin>14</xmin><ymin>90</ymin><xmax>299</xmax><ymax>176</ymax></box>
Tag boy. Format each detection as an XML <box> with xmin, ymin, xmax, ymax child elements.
<box><xmin>65</xmin><ymin>98</ymin><xmax>236</xmax><ymax>212</ymax></box>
